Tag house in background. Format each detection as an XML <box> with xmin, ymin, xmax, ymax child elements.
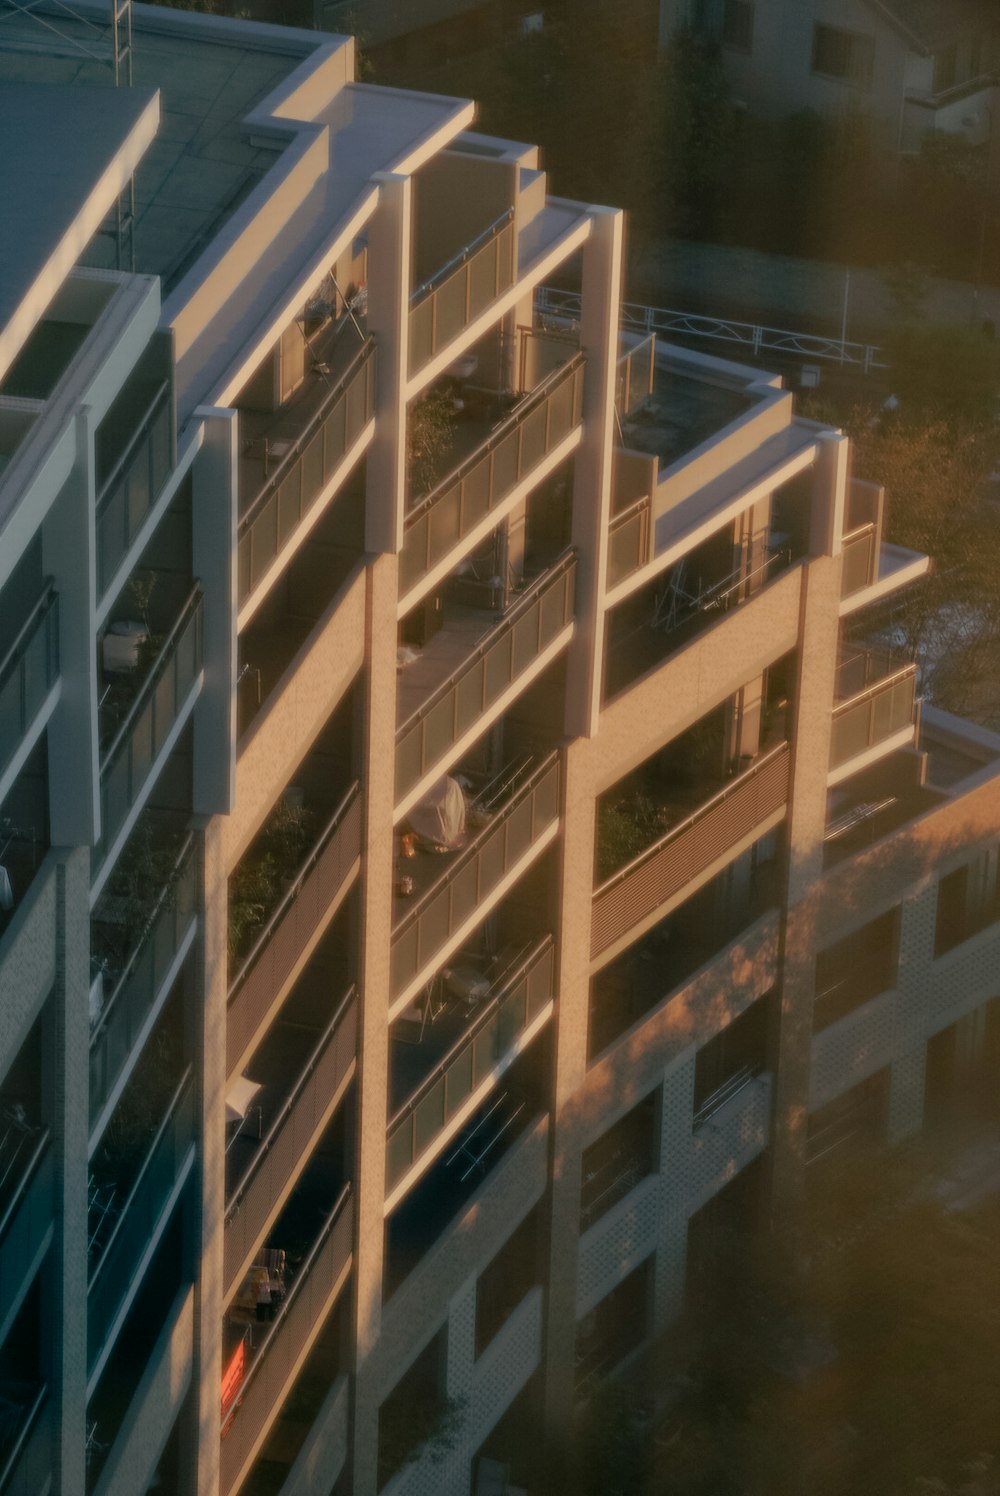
<box><xmin>659</xmin><ymin>0</ymin><xmax>1000</xmax><ymax>158</ymax></box>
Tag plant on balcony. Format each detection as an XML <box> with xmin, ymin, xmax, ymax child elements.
<box><xmin>91</xmin><ymin>819</ymin><xmax>185</xmax><ymax>986</ymax></box>
<box><xmin>408</xmin><ymin>389</ymin><xmax>459</xmax><ymax>498</ymax></box>
<box><xmin>377</xmin><ymin>1392</ymin><xmax>468</xmax><ymax>1487</ymax></box>
<box><xmin>596</xmin><ymin>793</ymin><xmax>671</xmax><ymax>883</ymax></box>
<box><xmin>228</xmin><ymin>797</ymin><xmax>317</xmax><ymax>962</ymax></box>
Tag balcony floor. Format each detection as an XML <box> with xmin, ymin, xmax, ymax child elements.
<box><xmin>396</xmin><ymin>602</ymin><xmax>498</xmax><ymax>729</ymax></box>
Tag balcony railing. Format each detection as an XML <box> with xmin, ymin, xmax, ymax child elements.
<box><xmin>409</xmin><ymin>209</ymin><xmax>516</xmax><ymax>376</ymax></box>
<box><xmin>223</xmin><ymin>989</ymin><xmax>357</xmax><ymax>1301</ymax></box>
<box><xmin>607</xmin><ymin>493</ymin><xmax>653</xmax><ymax>588</ymax></box>
<box><xmin>220</xmin><ymin>1186</ymin><xmax>354</xmax><ymax>1496</ymax></box>
<box><xmin>400</xmin><ymin>354</ymin><xmax>586</xmax><ymax>596</ymax></box>
<box><xmin>391</xmin><ymin>753</ymin><xmax>561</xmax><ymax>998</ymax></box>
<box><xmin>96</xmin><ymin>382</ymin><xmax>173</xmax><ymax>598</ymax></box>
<box><xmin>0</xmin><ymin>1383</ymin><xmax>49</xmax><ymax>1496</ymax></box>
<box><xmin>692</xmin><ymin>1062</ymin><xmax>765</xmax><ymax>1130</ymax></box>
<box><xmin>237</xmin><ymin>340</ymin><xmax>375</xmax><ymax>605</ymax></box>
<box><xmin>395</xmin><ymin>553</ymin><xmax>575</xmax><ymax>803</ymax></box>
<box><xmin>386</xmin><ymin>938</ymin><xmax>554</xmax><ymax>1192</ymax></box>
<box><xmin>89</xmin><ymin>836</ymin><xmax>197</xmax><ymax>1129</ymax></box>
<box><xmin>616</xmin><ymin>334</ymin><xmax>655</xmax><ymax>417</ymax></box>
<box><xmin>591</xmin><ymin>743</ymin><xmax>791</xmax><ymax>959</ymax></box>
<box><xmin>840</xmin><ymin>523</ymin><xmax>879</xmax><ymax>598</ymax></box>
<box><xmin>96</xmin><ymin>587</ymin><xmax>203</xmax><ymax>868</ymax></box>
<box><xmin>227</xmin><ymin>784</ymin><xmax>361</xmax><ymax>1077</ymax></box>
<box><xmin>0</xmin><ymin>1132</ymin><xmax>52</xmax><ymax>1313</ymax></box>
<box><xmin>87</xmin><ymin>1070</ymin><xmax>194</xmax><ymax>1372</ymax></box>
<box><xmin>0</xmin><ymin>582</ymin><xmax>58</xmax><ymax>785</ymax></box>
<box><xmin>830</xmin><ymin>663</ymin><xmax>918</xmax><ymax>769</ymax></box>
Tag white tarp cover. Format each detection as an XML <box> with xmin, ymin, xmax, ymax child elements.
<box><xmin>408</xmin><ymin>776</ymin><xmax>467</xmax><ymax>850</ymax></box>
<box><xmin>225</xmin><ymin>1075</ymin><xmax>261</xmax><ymax>1122</ymax></box>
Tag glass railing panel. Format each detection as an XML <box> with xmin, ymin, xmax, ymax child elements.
<box><xmin>829</xmin><ymin>666</ymin><xmax>917</xmax><ymax>769</ymax></box>
<box><xmin>96</xmin><ymin>386</ymin><xmax>173</xmax><ymax>599</ymax></box>
<box><xmin>0</xmin><ymin>1383</ymin><xmax>50</xmax><ymax>1496</ymax></box>
<box><xmin>385</xmin><ymin>939</ymin><xmax>554</xmax><ymax>1191</ymax></box>
<box><xmin>0</xmin><ymin>584</ymin><xmax>58</xmax><ymax>783</ymax></box>
<box><xmin>591</xmin><ymin>744</ymin><xmax>791</xmax><ymax>960</ymax></box>
<box><xmin>95</xmin><ymin>588</ymin><xmax>203</xmax><ymax>868</ymax></box>
<box><xmin>616</xmin><ymin>334</ymin><xmax>656</xmax><ymax>417</ymax></box>
<box><xmin>841</xmin><ymin>525</ymin><xmax>878</xmax><ymax>597</ymax></box>
<box><xmin>220</xmin><ymin>1188</ymin><xmax>354</xmax><ymax>1496</ymax></box>
<box><xmin>89</xmin><ymin>838</ymin><xmax>197</xmax><ymax>1128</ymax></box>
<box><xmin>87</xmin><ymin>1070</ymin><xmax>194</xmax><ymax>1371</ymax></box>
<box><xmin>400</xmin><ymin>356</ymin><xmax>586</xmax><ymax>595</ymax></box>
<box><xmin>390</xmin><ymin>755</ymin><xmax>560</xmax><ymax>1000</ymax></box>
<box><xmin>237</xmin><ymin>343</ymin><xmax>374</xmax><ymax>606</ymax></box>
<box><xmin>226</xmin><ymin>785</ymin><xmax>361</xmax><ymax>1076</ymax></box>
<box><xmin>607</xmin><ymin>499</ymin><xmax>651</xmax><ymax>588</ymax></box>
<box><xmin>408</xmin><ymin>211</ymin><xmax>516</xmax><ymax>376</ymax></box>
<box><xmin>223</xmin><ymin>991</ymin><xmax>356</xmax><ymax>1299</ymax></box>
<box><xmin>0</xmin><ymin>1134</ymin><xmax>52</xmax><ymax>1303</ymax></box>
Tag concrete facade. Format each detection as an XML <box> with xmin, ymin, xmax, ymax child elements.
<box><xmin>1</xmin><ymin>6</ymin><xmax>999</xmax><ymax>1495</ymax></box>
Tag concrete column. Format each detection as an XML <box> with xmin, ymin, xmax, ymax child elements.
<box><xmin>366</xmin><ymin>173</ymin><xmax>411</xmax><ymax>556</ymax></box>
<box><xmin>49</xmin><ymin>847</ymin><xmax>90</xmax><ymax>1496</ymax></box>
<box><xmin>44</xmin><ymin>411</ymin><xmax>99</xmax><ymax>848</ymax></box>
<box><xmin>565</xmin><ymin>207</ymin><xmax>624</xmax><ymax>742</ymax></box>
<box><xmin>191</xmin><ymin>409</ymin><xmax>238</xmax><ymax>819</ymax></box>
<box><xmin>190</xmin><ymin>817</ymin><xmax>227</xmax><ymax>1496</ymax></box>
<box><xmin>350</xmin><ymin>552</ymin><xmax>401</xmax><ymax>1496</ymax></box>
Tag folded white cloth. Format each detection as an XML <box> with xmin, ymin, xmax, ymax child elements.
<box><xmin>0</xmin><ymin>865</ymin><xmax>14</xmax><ymax>911</ymax></box>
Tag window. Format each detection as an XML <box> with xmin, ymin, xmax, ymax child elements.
<box><xmin>475</xmin><ymin>1206</ymin><xmax>542</xmax><ymax>1356</ymax></box>
<box><xmin>693</xmin><ymin>992</ymin><xmax>771</xmax><ymax>1121</ymax></box>
<box><xmin>933</xmin><ymin>43</ymin><xmax>957</xmax><ymax>94</ymax></box>
<box><xmin>814</xmin><ymin>909</ymin><xmax>899</xmax><ymax>1032</ymax></box>
<box><xmin>812</xmin><ymin>23</ymin><xmax>875</xmax><ymax>88</ymax></box>
<box><xmin>580</xmin><ymin>1090</ymin><xmax>660</xmax><ymax>1230</ymax></box>
<box><xmin>574</xmin><ymin>1256</ymin><xmax>653</xmax><ymax>1394</ymax></box>
<box><xmin>934</xmin><ymin>847</ymin><xmax>1000</xmax><ymax>957</ymax></box>
<box><xmin>807</xmin><ymin>1069</ymin><xmax>889</xmax><ymax>1165</ymax></box>
<box><xmin>722</xmin><ymin>0</ymin><xmax>753</xmax><ymax>52</ymax></box>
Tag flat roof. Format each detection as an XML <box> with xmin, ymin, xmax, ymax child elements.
<box><xmin>0</xmin><ymin>6</ymin><xmax>305</xmax><ymax>290</ymax></box>
<box><xmin>0</xmin><ymin>80</ymin><xmax>157</xmax><ymax>381</ymax></box>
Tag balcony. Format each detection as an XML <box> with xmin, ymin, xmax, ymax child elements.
<box><xmin>95</xmin><ymin>586</ymin><xmax>203</xmax><ymax>870</ymax></box>
<box><xmin>386</xmin><ymin>938</ymin><xmax>554</xmax><ymax>1196</ymax></box>
<box><xmin>0</xmin><ymin>582</ymin><xmax>58</xmax><ymax>791</ymax></box>
<box><xmin>220</xmin><ymin>1186</ymin><xmax>354</xmax><ymax>1496</ymax></box>
<box><xmin>95</xmin><ymin>383</ymin><xmax>173</xmax><ymax>600</ymax></box>
<box><xmin>87</xmin><ymin>1070</ymin><xmax>195</xmax><ymax>1376</ymax></box>
<box><xmin>89</xmin><ymin>836</ymin><xmax>198</xmax><ymax>1132</ymax></box>
<box><xmin>399</xmin><ymin>355</ymin><xmax>585</xmax><ymax>599</ymax></box>
<box><xmin>689</xmin><ymin>1071</ymin><xmax>772</xmax><ymax>1211</ymax></box>
<box><xmin>237</xmin><ymin>339</ymin><xmax>375</xmax><ymax>608</ymax></box>
<box><xmin>395</xmin><ymin>553</ymin><xmax>575</xmax><ymax>805</ymax></box>
<box><xmin>409</xmin><ymin>209</ymin><xmax>516</xmax><ymax>377</ymax></box>
<box><xmin>390</xmin><ymin>754</ymin><xmax>560</xmax><ymax>1003</ymax></box>
<box><xmin>0</xmin><ymin>1133</ymin><xmax>52</xmax><ymax>1345</ymax></box>
<box><xmin>0</xmin><ymin>1383</ymin><xmax>50</xmax><ymax>1496</ymax></box>
<box><xmin>591</xmin><ymin>743</ymin><xmax>790</xmax><ymax>961</ymax></box>
<box><xmin>829</xmin><ymin>647</ymin><xmax>918</xmax><ymax>774</ymax></box>
<box><xmin>223</xmin><ymin>989</ymin><xmax>356</xmax><ymax>1302</ymax></box>
<box><xmin>616</xmin><ymin>333</ymin><xmax>656</xmax><ymax>418</ymax></box>
<box><xmin>227</xmin><ymin>784</ymin><xmax>361</xmax><ymax>1078</ymax></box>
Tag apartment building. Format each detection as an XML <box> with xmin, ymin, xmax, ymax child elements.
<box><xmin>661</xmin><ymin>0</ymin><xmax>1000</xmax><ymax>158</ymax></box>
<box><xmin>1</xmin><ymin>6</ymin><xmax>999</xmax><ymax>1496</ymax></box>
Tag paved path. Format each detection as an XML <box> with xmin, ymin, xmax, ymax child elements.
<box><xmin>631</xmin><ymin>239</ymin><xmax>1000</xmax><ymax>341</ymax></box>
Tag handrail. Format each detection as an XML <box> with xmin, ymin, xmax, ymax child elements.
<box><xmin>0</xmin><ymin>581</ymin><xmax>56</xmax><ymax>688</ymax></box>
<box><xmin>225</xmin><ymin>1183</ymin><xmax>352</xmax><ymax>1414</ymax></box>
<box><xmin>406</xmin><ymin>353</ymin><xmax>586</xmax><ymax>523</ymax></box>
<box><xmin>411</xmin><ymin>208</ymin><xmax>515</xmax><ymax>306</ymax></box>
<box><xmin>90</xmin><ymin>834</ymin><xmax>195</xmax><ymax>1053</ymax></box>
<box><xmin>387</xmin><ymin>938</ymin><xmax>553</xmax><ymax>1132</ymax></box>
<box><xmin>225</xmin><ymin>987</ymin><xmax>355</xmax><ymax>1219</ymax></box>
<box><xmin>100</xmin><ymin>583</ymin><xmax>202</xmax><ymax>773</ymax></box>
<box><xmin>693</xmin><ymin>1064</ymin><xmax>763</xmax><ymax>1129</ymax></box>
<box><xmin>238</xmin><ymin>338</ymin><xmax>374</xmax><ymax>537</ymax></box>
<box><xmin>228</xmin><ymin>782</ymin><xmax>360</xmax><ymax>1001</ymax></box>
<box><xmin>833</xmin><ymin>661</ymin><xmax>917</xmax><ymax>714</ymax></box>
<box><xmin>394</xmin><ymin>754</ymin><xmax>559</xmax><ymax>938</ymax></box>
<box><xmin>96</xmin><ymin>381</ymin><xmax>170</xmax><ymax>511</ymax></box>
<box><xmin>609</xmin><ymin>492</ymin><xmax>651</xmax><ymax>527</ymax></box>
<box><xmin>0</xmin><ymin>1382</ymin><xmax>47</xmax><ymax>1491</ymax></box>
<box><xmin>396</xmin><ymin>550</ymin><xmax>576</xmax><ymax>741</ymax></box>
<box><xmin>0</xmin><ymin>1127</ymin><xmax>50</xmax><ymax>1246</ymax></box>
<box><xmin>594</xmin><ymin>743</ymin><xmax>790</xmax><ymax>898</ymax></box>
<box><xmin>841</xmin><ymin>519</ymin><xmax>877</xmax><ymax>545</ymax></box>
<box><xmin>88</xmin><ymin>1067</ymin><xmax>192</xmax><ymax>1293</ymax></box>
